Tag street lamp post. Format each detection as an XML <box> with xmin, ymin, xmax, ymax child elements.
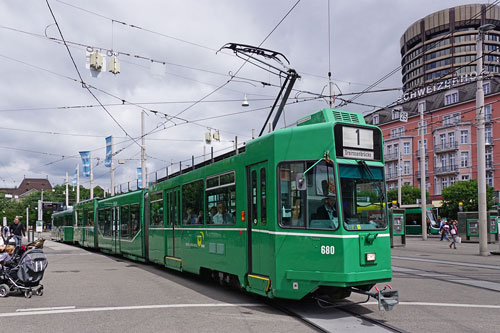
<box><xmin>419</xmin><ymin>102</ymin><xmax>427</xmax><ymax>240</ymax></box>
<box><xmin>477</xmin><ymin>23</ymin><xmax>495</xmax><ymax>256</ymax></box>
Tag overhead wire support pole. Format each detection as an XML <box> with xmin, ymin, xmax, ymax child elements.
<box><xmin>476</xmin><ymin>24</ymin><xmax>495</xmax><ymax>256</ymax></box>
<box><xmin>419</xmin><ymin>102</ymin><xmax>427</xmax><ymax>241</ymax></box>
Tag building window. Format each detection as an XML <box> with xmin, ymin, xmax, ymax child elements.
<box><xmin>462</xmin><ymin>175</ymin><xmax>470</xmax><ymax>181</ymax></box>
<box><xmin>486</xmin><ymin>148</ymin><xmax>493</xmax><ymax>169</ymax></box>
<box><xmin>373</xmin><ymin>114</ymin><xmax>379</xmax><ymax>125</ymax></box>
<box><xmin>394</xmin><ymin>143</ymin><xmax>399</xmax><ymax>156</ymax></box>
<box><xmin>404</xmin><ymin>161</ymin><xmax>410</xmax><ymax>175</ymax></box>
<box><xmin>453</xmin><ymin>113</ymin><xmax>461</xmax><ymax>123</ymax></box>
<box><xmin>461</xmin><ymin>130</ymin><xmax>468</xmax><ymax>144</ymax></box>
<box><xmin>448</xmin><ymin>132</ymin><xmax>455</xmax><ymax>144</ymax></box>
<box><xmin>461</xmin><ymin>152</ymin><xmax>469</xmax><ymax>167</ymax></box>
<box><xmin>443</xmin><ymin>115</ymin><xmax>451</xmax><ymax>126</ymax></box>
<box><xmin>450</xmin><ymin>153</ymin><xmax>456</xmax><ymax>167</ymax></box>
<box><xmin>485</xmin><ymin>125</ymin><xmax>493</xmax><ymax>144</ymax></box>
<box><xmin>392</xmin><ymin>109</ymin><xmax>401</xmax><ymax>120</ymax></box>
<box><xmin>484</xmin><ymin>82</ymin><xmax>491</xmax><ymax>95</ymax></box>
<box><xmin>442</xmin><ymin>177</ymin><xmax>448</xmax><ymax>189</ymax></box>
<box><xmin>444</xmin><ymin>91</ymin><xmax>459</xmax><ymax>106</ymax></box>
<box><xmin>403</xmin><ymin>142</ymin><xmax>410</xmax><ymax>154</ymax></box>
<box><xmin>439</xmin><ymin>134</ymin><xmax>446</xmax><ymax>147</ymax></box>
<box><xmin>391</xmin><ymin>129</ymin><xmax>397</xmax><ymax>138</ymax></box>
<box><xmin>487</xmin><ymin>172</ymin><xmax>494</xmax><ymax>187</ymax></box>
<box><xmin>387</xmin><ymin>145</ymin><xmax>392</xmax><ymax>155</ymax></box>
<box><xmin>450</xmin><ymin>176</ymin><xmax>457</xmax><ymax>185</ymax></box>
<box><xmin>485</xmin><ymin>104</ymin><xmax>492</xmax><ymax>122</ymax></box>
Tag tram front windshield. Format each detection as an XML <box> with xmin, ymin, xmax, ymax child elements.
<box><xmin>339</xmin><ymin>164</ymin><xmax>387</xmax><ymax>230</ymax></box>
<box><xmin>278</xmin><ymin>160</ymin><xmax>386</xmax><ymax>230</ymax></box>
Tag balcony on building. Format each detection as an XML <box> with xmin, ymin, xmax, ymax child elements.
<box><xmin>485</xmin><ymin>136</ymin><xmax>494</xmax><ymax>145</ymax></box>
<box><xmin>434</xmin><ymin>141</ymin><xmax>459</xmax><ymax>153</ymax></box>
<box><xmin>416</xmin><ymin>170</ymin><xmax>429</xmax><ymax>178</ymax></box>
<box><xmin>486</xmin><ymin>160</ymin><xmax>494</xmax><ymax>170</ymax></box>
<box><xmin>415</xmin><ymin>148</ymin><xmax>428</xmax><ymax>158</ymax></box>
<box><xmin>385</xmin><ymin>172</ymin><xmax>398</xmax><ymax>181</ymax></box>
<box><xmin>385</xmin><ymin>153</ymin><xmax>399</xmax><ymax>161</ymax></box>
<box><xmin>434</xmin><ymin>164</ymin><xmax>459</xmax><ymax>175</ymax></box>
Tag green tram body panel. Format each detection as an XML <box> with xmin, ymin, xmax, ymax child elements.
<box><xmin>51</xmin><ymin>208</ymin><xmax>74</xmax><ymax>243</ymax></box>
<box><xmin>52</xmin><ymin>108</ymin><xmax>393</xmax><ymax>300</ymax></box>
<box><xmin>97</xmin><ymin>190</ymin><xmax>146</xmax><ymax>261</ymax></box>
<box><xmin>74</xmin><ymin>199</ymin><xmax>98</xmax><ymax>248</ymax></box>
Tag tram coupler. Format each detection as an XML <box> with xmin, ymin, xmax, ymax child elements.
<box><xmin>351</xmin><ymin>284</ymin><xmax>399</xmax><ymax>311</ymax></box>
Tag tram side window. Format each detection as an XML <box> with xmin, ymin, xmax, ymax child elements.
<box><xmin>307</xmin><ymin>161</ymin><xmax>338</xmax><ymax>230</ymax></box>
<box><xmin>182</xmin><ymin>180</ymin><xmax>204</xmax><ymax>225</ymax></box>
<box><xmin>65</xmin><ymin>215</ymin><xmax>72</xmax><ymax>226</ymax></box>
<box><xmin>88</xmin><ymin>210</ymin><xmax>94</xmax><ymax>226</ymax></box>
<box><xmin>120</xmin><ymin>205</ymin><xmax>130</xmax><ymax>238</ymax></box>
<box><xmin>76</xmin><ymin>209</ymin><xmax>83</xmax><ymax>227</ymax></box>
<box><xmin>278</xmin><ymin>162</ymin><xmax>306</xmax><ymax>227</ymax></box>
<box><xmin>98</xmin><ymin>208</ymin><xmax>112</xmax><ymax>237</ymax></box>
<box><xmin>206</xmin><ymin>172</ymin><xmax>236</xmax><ymax>225</ymax></box>
<box><xmin>150</xmin><ymin>192</ymin><xmax>163</xmax><ymax>227</ymax></box>
<box><xmin>130</xmin><ymin>204</ymin><xmax>141</xmax><ymax>238</ymax></box>
<box><xmin>83</xmin><ymin>208</ymin><xmax>88</xmax><ymax>227</ymax></box>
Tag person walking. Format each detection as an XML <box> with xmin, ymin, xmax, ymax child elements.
<box><xmin>9</xmin><ymin>217</ymin><xmax>25</xmax><ymax>247</ymax></box>
<box><xmin>449</xmin><ymin>220</ymin><xmax>458</xmax><ymax>249</ymax></box>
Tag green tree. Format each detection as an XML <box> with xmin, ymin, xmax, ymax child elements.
<box><xmin>387</xmin><ymin>185</ymin><xmax>427</xmax><ymax>205</ymax></box>
<box><xmin>440</xmin><ymin>180</ymin><xmax>495</xmax><ymax>219</ymax></box>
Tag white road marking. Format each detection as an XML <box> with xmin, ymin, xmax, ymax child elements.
<box><xmin>364</xmin><ymin>301</ymin><xmax>500</xmax><ymax>309</ymax></box>
<box><xmin>17</xmin><ymin>306</ymin><xmax>76</xmax><ymax>312</ymax></box>
<box><xmin>0</xmin><ymin>303</ymin><xmax>263</xmax><ymax>317</ymax></box>
<box><xmin>392</xmin><ymin>255</ymin><xmax>500</xmax><ymax>270</ymax></box>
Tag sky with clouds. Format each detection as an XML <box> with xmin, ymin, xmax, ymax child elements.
<box><xmin>0</xmin><ymin>0</ymin><xmax>486</xmax><ymax>192</ymax></box>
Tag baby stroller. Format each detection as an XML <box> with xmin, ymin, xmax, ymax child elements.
<box><xmin>0</xmin><ymin>237</ymin><xmax>48</xmax><ymax>298</ymax></box>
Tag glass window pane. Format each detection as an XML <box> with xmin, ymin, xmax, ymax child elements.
<box><xmin>130</xmin><ymin>204</ymin><xmax>141</xmax><ymax>238</ymax></box>
<box><xmin>308</xmin><ymin>161</ymin><xmax>338</xmax><ymax>229</ymax></box>
<box><xmin>220</xmin><ymin>172</ymin><xmax>235</xmax><ymax>186</ymax></box>
<box><xmin>260</xmin><ymin>168</ymin><xmax>267</xmax><ymax>225</ymax></box>
<box><xmin>339</xmin><ymin>164</ymin><xmax>387</xmax><ymax>230</ymax></box>
<box><xmin>278</xmin><ymin>162</ymin><xmax>305</xmax><ymax>228</ymax></box>
<box><xmin>120</xmin><ymin>205</ymin><xmax>130</xmax><ymax>238</ymax></box>
<box><xmin>182</xmin><ymin>180</ymin><xmax>204</xmax><ymax>225</ymax></box>
<box><xmin>207</xmin><ymin>183</ymin><xmax>236</xmax><ymax>225</ymax></box>
<box><xmin>206</xmin><ymin>177</ymin><xmax>219</xmax><ymax>189</ymax></box>
<box><xmin>150</xmin><ymin>192</ymin><xmax>163</xmax><ymax>227</ymax></box>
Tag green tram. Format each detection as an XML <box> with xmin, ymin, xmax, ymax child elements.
<box><xmin>51</xmin><ymin>108</ymin><xmax>397</xmax><ymax>307</ymax></box>
<box><xmin>51</xmin><ymin>208</ymin><xmax>74</xmax><ymax>243</ymax></box>
<box><xmin>401</xmin><ymin>205</ymin><xmax>440</xmax><ymax>235</ymax></box>
<box><xmin>73</xmin><ymin>199</ymin><xmax>98</xmax><ymax>248</ymax></box>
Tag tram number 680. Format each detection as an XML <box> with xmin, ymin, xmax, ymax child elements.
<box><xmin>320</xmin><ymin>245</ymin><xmax>335</xmax><ymax>255</ymax></box>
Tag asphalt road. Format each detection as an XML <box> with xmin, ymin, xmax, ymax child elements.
<box><xmin>2</xmin><ymin>235</ymin><xmax>499</xmax><ymax>332</ymax></box>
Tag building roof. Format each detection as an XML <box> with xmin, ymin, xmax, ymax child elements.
<box><xmin>0</xmin><ymin>177</ymin><xmax>52</xmax><ymax>197</ymax></box>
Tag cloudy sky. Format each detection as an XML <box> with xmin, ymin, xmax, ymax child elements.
<box><xmin>0</xmin><ymin>0</ymin><xmax>485</xmax><ymax>192</ymax></box>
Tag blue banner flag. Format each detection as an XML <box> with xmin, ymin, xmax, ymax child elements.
<box><xmin>80</xmin><ymin>151</ymin><xmax>91</xmax><ymax>177</ymax></box>
<box><xmin>72</xmin><ymin>164</ymin><xmax>78</xmax><ymax>186</ymax></box>
<box><xmin>105</xmin><ymin>136</ymin><xmax>112</xmax><ymax>167</ymax></box>
<box><xmin>137</xmin><ymin>168</ymin><xmax>142</xmax><ymax>188</ymax></box>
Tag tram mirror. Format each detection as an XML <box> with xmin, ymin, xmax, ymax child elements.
<box><xmin>296</xmin><ymin>173</ymin><xmax>307</xmax><ymax>191</ymax></box>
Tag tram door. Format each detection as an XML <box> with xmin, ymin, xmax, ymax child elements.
<box><xmin>112</xmin><ymin>206</ymin><xmax>120</xmax><ymax>254</ymax></box>
<box><xmin>247</xmin><ymin>162</ymin><xmax>270</xmax><ymax>276</ymax></box>
<box><xmin>166</xmin><ymin>187</ymin><xmax>180</xmax><ymax>258</ymax></box>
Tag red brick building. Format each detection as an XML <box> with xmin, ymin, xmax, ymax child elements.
<box><xmin>365</xmin><ymin>77</ymin><xmax>500</xmax><ymax>198</ymax></box>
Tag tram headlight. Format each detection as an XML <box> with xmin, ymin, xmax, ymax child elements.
<box><xmin>366</xmin><ymin>253</ymin><xmax>376</xmax><ymax>262</ymax></box>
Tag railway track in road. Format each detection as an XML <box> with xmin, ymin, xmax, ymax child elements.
<box><xmin>270</xmin><ymin>298</ymin><xmax>407</xmax><ymax>333</ymax></box>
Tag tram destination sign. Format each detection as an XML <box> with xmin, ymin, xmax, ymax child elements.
<box><xmin>334</xmin><ymin>124</ymin><xmax>381</xmax><ymax>161</ymax></box>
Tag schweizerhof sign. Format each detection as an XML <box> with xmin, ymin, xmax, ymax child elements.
<box><xmin>399</xmin><ymin>72</ymin><xmax>478</xmax><ymax>103</ymax></box>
